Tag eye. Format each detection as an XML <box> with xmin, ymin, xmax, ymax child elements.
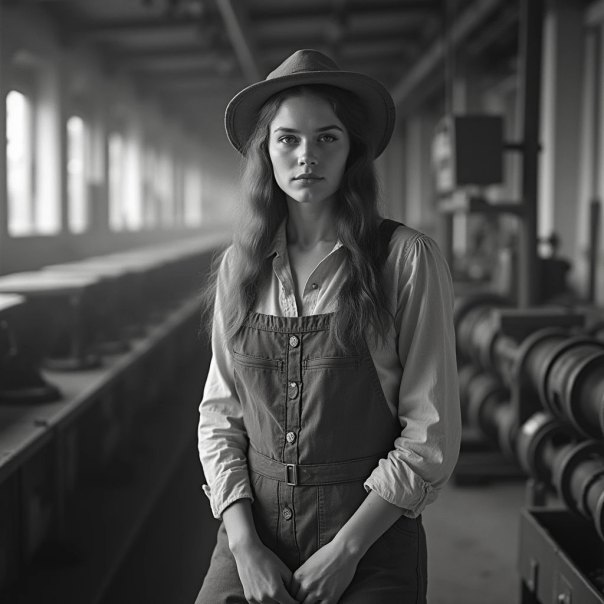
<box><xmin>277</xmin><ymin>135</ymin><xmax>298</xmax><ymax>145</ymax></box>
<box><xmin>319</xmin><ymin>133</ymin><xmax>337</xmax><ymax>143</ymax></box>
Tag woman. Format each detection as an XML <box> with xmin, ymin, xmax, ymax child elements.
<box><xmin>196</xmin><ymin>49</ymin><xmax>461</xmax><ymax>604</ymax></box>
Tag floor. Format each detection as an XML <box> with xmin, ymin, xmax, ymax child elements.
<box><xmin>423</xmin><ymin>478</ymin><xmax>527</xmax><ymax>604</ymax></box>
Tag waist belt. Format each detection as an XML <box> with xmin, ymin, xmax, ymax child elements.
<box><xmin>247</xmin><ymin>446</ymin><xmax>381</xmax><ymax>486</ymax></box>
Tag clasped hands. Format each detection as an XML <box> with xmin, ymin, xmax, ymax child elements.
<box><xmin>231</xmin><ymin>534</ymin><xmax>362</xmax><ymax>604</ymax></box>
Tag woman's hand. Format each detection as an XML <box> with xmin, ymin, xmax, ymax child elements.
<box><xmin>222</xmin><ymin>500</ymin><xmax>298</xmax><ymax>603</ymax></box>
<box><xmin>291</xmin><ymin>539</ymin><xmax>362</xmax><ymax>604</ymax></box>
<box><xmin>291</xmin><ymin>490</ymin><xmax>406</xmax><ymax>603</ymax></box>
<box><xmin>231</xmin><ymin>538</ymin><xmax>299</xmax><ymax>604</ymax></box>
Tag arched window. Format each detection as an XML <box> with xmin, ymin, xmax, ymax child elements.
<box><xmin>108</xmin><ymin>130</ymin><xmax>125</xmax><ymax>231</ymax></box>
<box><xmin>66</xmin><ymin>115</ymin><xmax>89</xmax><ymax>233</ymax></box>
<box><xmin>6</xmin><ymin>89</ymin><xmax>34</xmax><ymax>236</ymax></box>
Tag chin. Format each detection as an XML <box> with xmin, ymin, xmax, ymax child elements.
<box><xmin>287</xmin><ymin>190</ymin><xmax>337</xmax><ymax>206</ymax></box>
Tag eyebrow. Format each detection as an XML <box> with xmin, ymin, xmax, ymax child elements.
<box><xmin>272</xmin><ymin>125</ymin><xmax>344</xmax><ymax>133</ymax></box>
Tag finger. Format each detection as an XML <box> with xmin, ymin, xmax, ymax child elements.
<box><xmin>274</xmin><ymin>586</ymin><xmax>300</xmax><ymax>604</ymax></box>
<box><xmin>289</xmin><ymin>575</ymin><xmax>302</xmax><ymax>599</ymax></box>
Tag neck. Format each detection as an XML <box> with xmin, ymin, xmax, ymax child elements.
<box><xmin>286</xmin><ymin>197</ymin><xmax>338</xmax><ymax>248</ymax></box>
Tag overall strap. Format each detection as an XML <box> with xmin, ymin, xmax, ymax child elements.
<box><xmin>378</xmin><ymin>218</ymin><xmax>405</xmax><ymax>266</ymax></box>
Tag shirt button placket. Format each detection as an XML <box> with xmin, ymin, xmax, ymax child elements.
<box><xmin>281</xmin><ymin>331</ymin><xmax>302</xmax><ymax>558</ymax></box>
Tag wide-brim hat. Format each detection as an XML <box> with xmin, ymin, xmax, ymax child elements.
<box><xmin>225</xmin><ymin>49</ymin><xmax>396</xmax><ymax>158</ymax></box>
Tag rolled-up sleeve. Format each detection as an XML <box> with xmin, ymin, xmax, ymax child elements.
<box><xmin>364</xmin><ymin>234</ymin><xmax>461</xmax><ymax>517</ymax></box>
<box><xmin>198</xmin><ymin>248</ymin><xmax>253</xmax><ymax>519</ymax></box>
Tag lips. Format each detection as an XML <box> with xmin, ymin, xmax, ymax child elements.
<box><xmin>293</xmin><ymin>173</ymin><xmax>323</xmax><ymax>181</ymax></box>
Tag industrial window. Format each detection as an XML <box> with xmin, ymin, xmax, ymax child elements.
<box><xmin>109</xmin><ymin>129</ymin><xmax>143</xmax><ymax>232</ymax></box>
<box><xmin>158</xmin><ymin>150</ymin><xmax>174</xmax><ymax>227</ymax></box>
<box><xmin>142</xmin><ymin>146</ymin><xmax>160</xmax><ymax>229</ymax></box>
<box><xmin>6</xmin><ymin>61</ymin><xmax>62</xmax><ymax>238</ymax></box>
<box><xmin>108</xmin><ymin>131</ymin><xmax>125</xmax><ymax>231</ymax></box>
<box><xmin>6</xmin><ymin>90</ymin><xmax>34</xmax><ymax>236</ymax></box>
<box><xmin>66</xmin><ymin>115</ymin><xmax>89</xmax><ymax>233</ymax></box>
<box><xmin>184</xmin><ymin>164</ymin><xmax>202</xmax><ymax>226</ymax></box>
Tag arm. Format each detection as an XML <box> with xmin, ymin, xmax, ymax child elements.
<box><xmin>363</xmin><ymin>233</ymin><xmax>461</xmax><ymax>516</ymax></box>
<box><xmin>198</xmin><ymin>248</ymin><xmax>253</xmax><ymax>518</ymax></box>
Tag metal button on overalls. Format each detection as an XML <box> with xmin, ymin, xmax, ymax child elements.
<box><xmin>288</xmin><ymin>381</ymin><xmax>298</xmax><ymax>399</ymax></box>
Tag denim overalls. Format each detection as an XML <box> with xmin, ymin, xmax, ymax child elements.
<box><xmin>197</xmin><ymin>221</ymin><xmax>428</xmax><ymax>603</ymax></box>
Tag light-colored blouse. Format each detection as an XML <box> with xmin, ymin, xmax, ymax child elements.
<box><xmin>198</xmin><ymin>220</ymin><xmax>461</xmax><ymax>519</ymax></box>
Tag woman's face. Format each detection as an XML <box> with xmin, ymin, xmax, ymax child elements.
<box><xmin>267</xmin><ymin>92</ymin><xmax>350</xmax><ymax>208</ymax></box>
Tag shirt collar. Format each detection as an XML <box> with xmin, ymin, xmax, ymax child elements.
<box><xmin>266</xmin><ymin>219</ymin><xmax>344</xmax><ymax>259</ymax></box>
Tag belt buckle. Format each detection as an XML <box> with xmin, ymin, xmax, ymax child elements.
<box><xmin>286</xmin><ymin>463</ymin><xmax>298</xmax><ymax>486</ymax></box>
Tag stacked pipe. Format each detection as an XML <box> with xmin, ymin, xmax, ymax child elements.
<box><xmin>516</xmin><ymin>411</ymin><xmax>604</xmax><ymax>539</ymax></box>
<box><xmin>455</xmin><ymin>294</ymin><xmax>516</xmax><ymax>457</ymax></box>
<box><xmin>455</xmin><ymin>294</ymin><xmax>604</xmax><ymax>537</ymax></box>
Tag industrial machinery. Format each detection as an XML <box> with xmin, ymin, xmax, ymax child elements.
<box><xmin>454</xmin><ymin>294</ymin><xmax>604</xmax><ymax>603</ymax></box>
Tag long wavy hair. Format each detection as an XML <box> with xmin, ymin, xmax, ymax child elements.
<box><xmin>202</xmin><ymin>84</ymin><xmax>391</xmax><ymax>351</ymax></box>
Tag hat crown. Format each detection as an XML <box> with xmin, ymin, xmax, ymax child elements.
<box><xmin>267</xmin><ymin>49</ymin><xmax>340</xmax><ymax>81</ymax></box>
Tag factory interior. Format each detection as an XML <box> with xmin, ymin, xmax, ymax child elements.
<box><xmin>1</xmin><ymin>0</ymin><xmax>604</xmax><ymax>602</ymax></box>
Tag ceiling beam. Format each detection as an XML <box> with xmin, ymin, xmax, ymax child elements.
<box><xmin>252</xmin><ymin>1</ymin><xmax>440</xmax><ymax>21</ymax></box>
<box><xmin>463</xmin><ymin>5</ymin><xmax>518</xmax><ymax>58</ymax></box>
<box><xmin>255</xmin><ymin>12</ymin><xmax>432</xmax><ymax>41</ymax></box>
<box><xmin>258</xmin><ymin>30</ymin><xmax>423</xmax><ymax>52</ymax></box>
<box><xmin>120</xmin><ymin>52</ymin><xmax>220</xmax><ymax>72</ymax></box>
<box><xmin>214</xmin><ymin>0</ymin><xmax>262</xmax><ymax>83</ymax></box>
<box><xmin>262</xmin><ymin>38</ymin><xmax>418</xmax><ymax>66</ymax></box>
<box><xmin>389</xmin><ymin>0</ymin><xmax>504</xmax><ymax>106</ymax></box>
<box><xmin>73</xmin><ymin>16</ymin><xmax>200</xmax><ymax>36</ymax></box>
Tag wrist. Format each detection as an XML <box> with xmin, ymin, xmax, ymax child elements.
<box><xmin>228</xmin><ymin>531</ymin><xmax>262</xmax><ymax>557</ymax></box>
<box><xmin>332</xmin><ymin>530</ymin><xmax>368</xmax><ymax>561</ymax></box>
<box><xmin>221</xmin><ymin>499</ymin><xmax>262</xmax><ymax>557</ymax></box>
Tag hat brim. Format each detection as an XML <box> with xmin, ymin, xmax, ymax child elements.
<box><xmin>225</xmin><ymin>70</ymin><xmax>395</xmax><ymax>158</ymax></box>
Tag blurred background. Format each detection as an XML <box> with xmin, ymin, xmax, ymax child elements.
<box><xmin>0</xmin><ymin>1</ymin><xmax>603</xmax><ymax>603</ymax></box>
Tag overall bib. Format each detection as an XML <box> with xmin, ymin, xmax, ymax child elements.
<box><xmin>197</xmin><ymin>313</ymin><xmax>426</xmax><ymax>604</ymax></box>
<box><xmin>197</xmin><ymin>308</ymin><xmax>428</xmax><ymax>603</ymax></box>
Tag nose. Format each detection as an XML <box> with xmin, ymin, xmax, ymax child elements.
<box><xmin>297</xmin><ymin>141</ymin><xmax>317</xmax><ymax>166</ymax></box>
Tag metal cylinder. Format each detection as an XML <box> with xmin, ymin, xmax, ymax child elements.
<box><xmin>516</xmin><ymin>412</ymin><xmax>576</xmax><ymax>485</ymax></box>
<box><xmin>458</xmin><ymin>363</ymin><xmax>483</xmax><ymax>421</ymax></box>
<box><xmin>520</xmin><ymin>330</ymin><xmax>567</xmax><ymax>397</ymax></box>
<box><xmin>542</xmin><ymin>338</ymin><xmax>604</xmax><ymax>438</ymax></box>
<box><xmin>491</xmin><ymin>335</ymin><xmax>518</xmax><ymax>382</ymax></box>
<box><xmin>494</xmin><ymin>403</ymin><xmax>517</xmax><ymax>460</ymax></box>
<box><xmin>465</xmin><ymin>372</ymin><xmax>508</xmax><ymax>432</ymax></box>
<box><xmin>553</xmin><ymin>441</ymin><xmax>604</xmax><ymax>540</ymax></box>
<box><xmin>454</xmin><ymin>293</ymin><xmax>510</xmax><ymax>363</ymax></box>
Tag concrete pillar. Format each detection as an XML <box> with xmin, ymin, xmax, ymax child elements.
<box><xmin>376</xmin><ymin>122</ymin><xmax>406</xmax><ymax>223</ymax></box>
<box><xmin>539</xmin><ymin>0</ymin><xmax>584</xmax><ymax>259</ymax></box>
<box><xmin>404</xmin><ymin>110</ymin><xmax>439</xmax><ymax>240</ymax></box>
